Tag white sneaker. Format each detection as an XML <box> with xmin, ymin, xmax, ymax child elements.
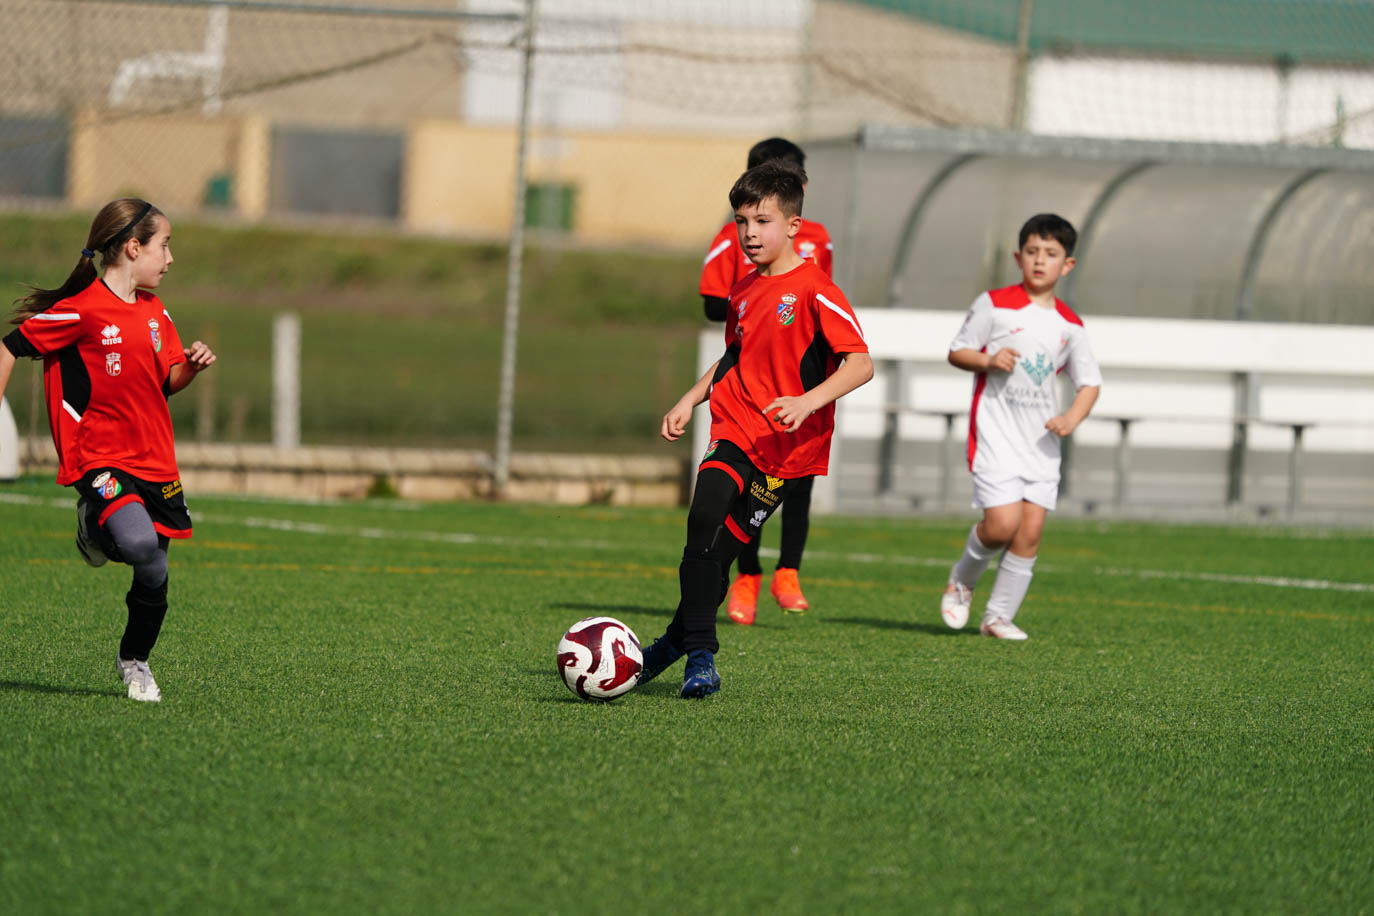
<box><xmin>116</xmin><ymin>654</ymin><xmax>162</xmax><ymax>702</ymax></box>
<box><xmin>940</xmin><ymin>582</ymin><xmax>972</xmax><ymax>629</ymax></box>
<box><xmin>980</xmin><ymin>617</ymin><xmax>1028</xmax><ymax>640</ymax></box>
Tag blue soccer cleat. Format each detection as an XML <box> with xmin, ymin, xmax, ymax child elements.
<box><xmin>637</xmin><ymin>634</ymin><xmax>685</xmax><ymax>686</ymax></box>
<box><xmin>680</xmin><ymin>649</ymin><xmax>720</xmax><ymax>699</ymax></box>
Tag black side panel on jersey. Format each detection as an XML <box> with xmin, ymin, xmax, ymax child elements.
<box><xmin>799</xmin><ymin>329</ymin><xmax>833</xmax><ymax>392</ymax></box>
<box><xmin>59</xmin><ymin>347</ymin><xmax>91</xmax><ymax>416</ymax></box>
<box><xmin>712</xmin><ymin>341</ymin><xmax>741</xmax><ymax>384</ymax></box>
<box><xmin>703</xmin><ymin>296</ymin><xmax>729</xmax><ymax>322</ymax></box>
<box><xmin>3</xmin><ymin>328</ymin><xmax>38</xmax><ymax>358</ymax></box>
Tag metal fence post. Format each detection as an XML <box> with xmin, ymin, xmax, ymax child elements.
<box><xmin>272</xmin><ymin>311</ymin><xmax>300</xmax><ymax>450</ymax></box>
<box><xmin>1113</xmin><ymin>418</ymin><xmax>1133</xmax><ymax>510</ymax></box>
<box><xmin>493</xmin><ymin>0</ymin><xmax>536</xmax><ymax>498</ymax></box>
<box><xmin>1287</xmin><ymin>423</ymin><xmax>1307</xmax><ymax>519</ymax></box>
<box><xmin>875</xmin><ymin>359</ymin><xmax>903</xmax><ymax>496</ymax></box>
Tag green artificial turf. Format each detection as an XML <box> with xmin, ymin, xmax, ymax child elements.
<box><xmin>1</xmin><ymin>478</ymin><xmax>1371</xmax><ymax>914</ymax></box>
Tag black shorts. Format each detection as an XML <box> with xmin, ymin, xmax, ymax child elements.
<box><xmin>73</xmin><ymin>468</ymin><xmax>193</xmax><ymax>540</ymax></box>
<box><xmin>698</xmin><ymin>439</ymin><xmax>800</xmax><ymax>545</ymax></box>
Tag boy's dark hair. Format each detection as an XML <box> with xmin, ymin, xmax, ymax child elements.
<box><xmin>729</xmin><ymin>161</ymin><xmax>806</xmax><ymax>218</ymax></box>
<box><xmin>747</xmin><ymin>137</ymin><xmax>806</xmax><ymax>170</ymax></box>
<box><xmin>1018</xmin><ymin>213</ymin><xmax>1077</xmax><ymax>256</ymax></box>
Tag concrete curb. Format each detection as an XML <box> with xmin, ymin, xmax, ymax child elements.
<box><xmin>16</xmin><ymin>438</ymin><xmax>689</xmax><ymax>506</ymax></box>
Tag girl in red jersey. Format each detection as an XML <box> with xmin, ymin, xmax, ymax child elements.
<box><xmin>0</xmin><ymin>199</ymin><xmax>216</xmax><ymax>702</ymax></box>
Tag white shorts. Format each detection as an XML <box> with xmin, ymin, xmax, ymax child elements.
<box><xmin>972</xmin><ymin>473</ymin><xmax>1058</xmax><ymax>511</ymax></box>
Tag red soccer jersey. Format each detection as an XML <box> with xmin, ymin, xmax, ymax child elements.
<box><xmin>11</xmin><ymin>280</ymin><xmax>186</xmax><ymax>485</ymax></box>
<box><xmin>699</xmin><ymin>218</ymin><xmax>833</xmax><ymax>299</ymax></box>
<box><xmin>709</xmin><ymin>260</ymin><xmax>867</xmax><ymax>478</ymax></box>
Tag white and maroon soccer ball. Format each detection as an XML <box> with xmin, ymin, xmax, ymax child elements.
<box><xmin>556</xmin><ymin>616</ymin><xmax>643</xmax><ymax>701</ymax></box>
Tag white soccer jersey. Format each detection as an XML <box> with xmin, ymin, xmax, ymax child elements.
<box><xmin>950</xmin><ymin>284</ymin><xmax>1103</xmax><ymax>482</ymax></box>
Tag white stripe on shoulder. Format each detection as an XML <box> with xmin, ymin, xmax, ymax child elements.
<box><xmin>163</xmin><ymin>308</ymin><xmax>175</xmax><ymax>323</ymax></box>
<box><xmin>816</xmin><ymin>292</ymin><xmax>866</xmax><ymax>343</ymax></box>
<box><xmin>34</xmin><ymin>312</ymin><xmax>80</xmax><ymax>321</ymax></box>
<box><xmin>61</xmin><ymin>400</ymin><xmax>82</xmax><ymax>422</ymax></box>
<box><xmin>702</xmin><ymin>239</ymin><xmax>732</xmax><ymax>266</ymax></box>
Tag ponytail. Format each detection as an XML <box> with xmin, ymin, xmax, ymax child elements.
<box><xmin>10</xmin><ymin>198</ymin><xmax>162</xmax><ymax>325</ymax></box>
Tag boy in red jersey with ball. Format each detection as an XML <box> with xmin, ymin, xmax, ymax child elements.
<box><xmin>700</xmin><ymin>137</ymin><xmax>833</xmax><ymax>623</ymax></box>
<box><xmin>639</xmin><ymin>161</ymin><xmax>873</xmax><ymax>698</ymax></box>
<box><xmin>940</xmin><ymin>213</ymin><xmax>1102</xmax><ymax>640</ymax></box>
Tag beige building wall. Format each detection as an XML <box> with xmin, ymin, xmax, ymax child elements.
<box><xmin>64</xmin><ymin>113</ymin><xmax>754</xmax><ymax>248</ymax></box>
<box><xmin>404</xmin><ymin>123</ymin><xmax>750</xmax><ymax>247</ymax></box>
<box><xmin>67</xmin><ymin>111</ymin><xmax>270</xmax><ymax>218</ymax></box>
<box><xmin>0</xmin><ymin>1</ymin><xmax>466</xmax><ymax>126</ymax></box>
<box><xmin>806</xmin><ymin>1</ymin><xmax>1015</xmax><ymax>134</ymax></box>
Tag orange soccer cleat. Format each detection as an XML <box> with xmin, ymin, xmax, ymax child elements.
<box><xmin>726</xmin><ymin>573</ymin><xmax>762</xmax><ymax>625</ymax></box>
<box><xmin>770</xmin><ymin>568</ymin><xmax>809</xmax><ymax>613</ymax></box>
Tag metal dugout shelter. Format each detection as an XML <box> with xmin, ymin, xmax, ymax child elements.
<box><xmin>792</xmin><ymin>126</ymin><xmax>1374</xmax><ymax>520</ymax></box>
<box><xmin>804</xmin><ymin>125</ymin><xmax>1374</xmax><ymax>322</ymax></box>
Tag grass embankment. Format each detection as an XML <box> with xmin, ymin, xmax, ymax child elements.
<box><xmin>0</xmin><ymin>212</ymin><xmax>707</xmax><ymax>453</ymax></box>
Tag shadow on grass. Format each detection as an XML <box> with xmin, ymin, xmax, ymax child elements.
<box><xmin>827</xmin><ymin>617</ymin><xmax>974</xmax><ymax>637</ymax></box>
<box><xmin>549</xmin><ymin>602</ymin><xmax>671</xmax><ymax>618</ymax></box>
<box><xmin>0</xmin><ymin>680</ymin><xmax>124</xmax><ymax>698</ymax></box>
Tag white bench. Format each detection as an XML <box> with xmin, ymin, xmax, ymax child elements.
<box><xmin>695</xmin><ymin>311</ymin><xmax>1374</xmax><ymax>518</ymax></box>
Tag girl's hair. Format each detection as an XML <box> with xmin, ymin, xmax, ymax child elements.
<box><xmin>10</xmin><ymin>198</ymin><xmax>164</xmax><ymax>324</ymax></box>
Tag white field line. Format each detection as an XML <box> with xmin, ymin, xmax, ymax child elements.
<box><xmin>3</xmin><ymin>492</ymin><xmax>1372</xmax><ymax>594</ymax></box>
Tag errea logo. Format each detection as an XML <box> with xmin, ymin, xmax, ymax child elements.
<box><xmin>101</xmin><ymin>324</ymin><xmax>122</xmax><ymax>346</ymax></box>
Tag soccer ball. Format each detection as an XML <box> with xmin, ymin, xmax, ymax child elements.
<box><xmin>556</xmin><ymin>616</ymin><xmax>643</xmax><ymax>701</ymax></box>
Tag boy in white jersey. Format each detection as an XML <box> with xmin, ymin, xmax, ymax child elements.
<box><xmin>940</xmin><ymin>214</ymin><xmax>1102</xmax><ymax>640</ymax></box>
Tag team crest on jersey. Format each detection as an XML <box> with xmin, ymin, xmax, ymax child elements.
<box><xmin>105</xmin><ymin>352</ymin><xmax>122</xmax><ymax>376</ymax></box>
<box><xmin>1020</xmin><ymin>352</ymin><xmax>1053</xmax><ymax>385</ymax></box>
<box><xmin>92</xmin><ymin>471</ymin><xmax>122</xmax><ymax>501</ymax></box>
<box><xmin>777</xmin><ymin>294</ymin><xmax>796</xmax><ymax>326</ymax></box>
<box><xmin>797</xmin><ymin>240</ymin><xmax>816</xmax><ymax>260</ymax></box>
<box><xmin>147</xmin><ymin>318</ymin><xmax>162</xmax><ymax>353</ymax></box>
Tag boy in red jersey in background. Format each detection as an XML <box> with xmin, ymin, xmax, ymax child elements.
<box><xmin>640</xmin><ymin>161</ymin><xmax>873</xmax><ymax>698</ymax></box>
<box><xmin>0</xmin><ymin>199</ymin><xmax>216</xmax><ymax>701</ymax></box>
<box><xmin>940</xmin><ymin>213</ymin><xmax>1101</xmax><ymax>640</ymax></box>
<box><xmin>699</xmin><ymin>137</ymin><xmax>834</xmax><ymax>625</ymax></box>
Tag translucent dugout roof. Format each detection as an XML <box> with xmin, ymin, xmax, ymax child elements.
<box><xmin>804</xmin><ymin>126</ymin><xmax>1374</xmax><ymax>324</ymax></box>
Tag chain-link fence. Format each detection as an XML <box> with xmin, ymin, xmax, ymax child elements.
<box><xmin>3</xmin><ymin>0</ymin><xmax>1372</xmax><ymax>240</ymax></box>
<box><xmin>2</xmin><ymin>0</ymin><xmax>1372</xmax><ymax>477</ymax></box>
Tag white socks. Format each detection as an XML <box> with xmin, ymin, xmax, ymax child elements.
<box><xmin>950</xmin><ymin>524</ymin><xmax>999</xmax><ymax>589</ymax></box>
<box><xmin>983</xmin><ymin>551</ymin><xmax>1036</xmax><ymax>623</ymax></box>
